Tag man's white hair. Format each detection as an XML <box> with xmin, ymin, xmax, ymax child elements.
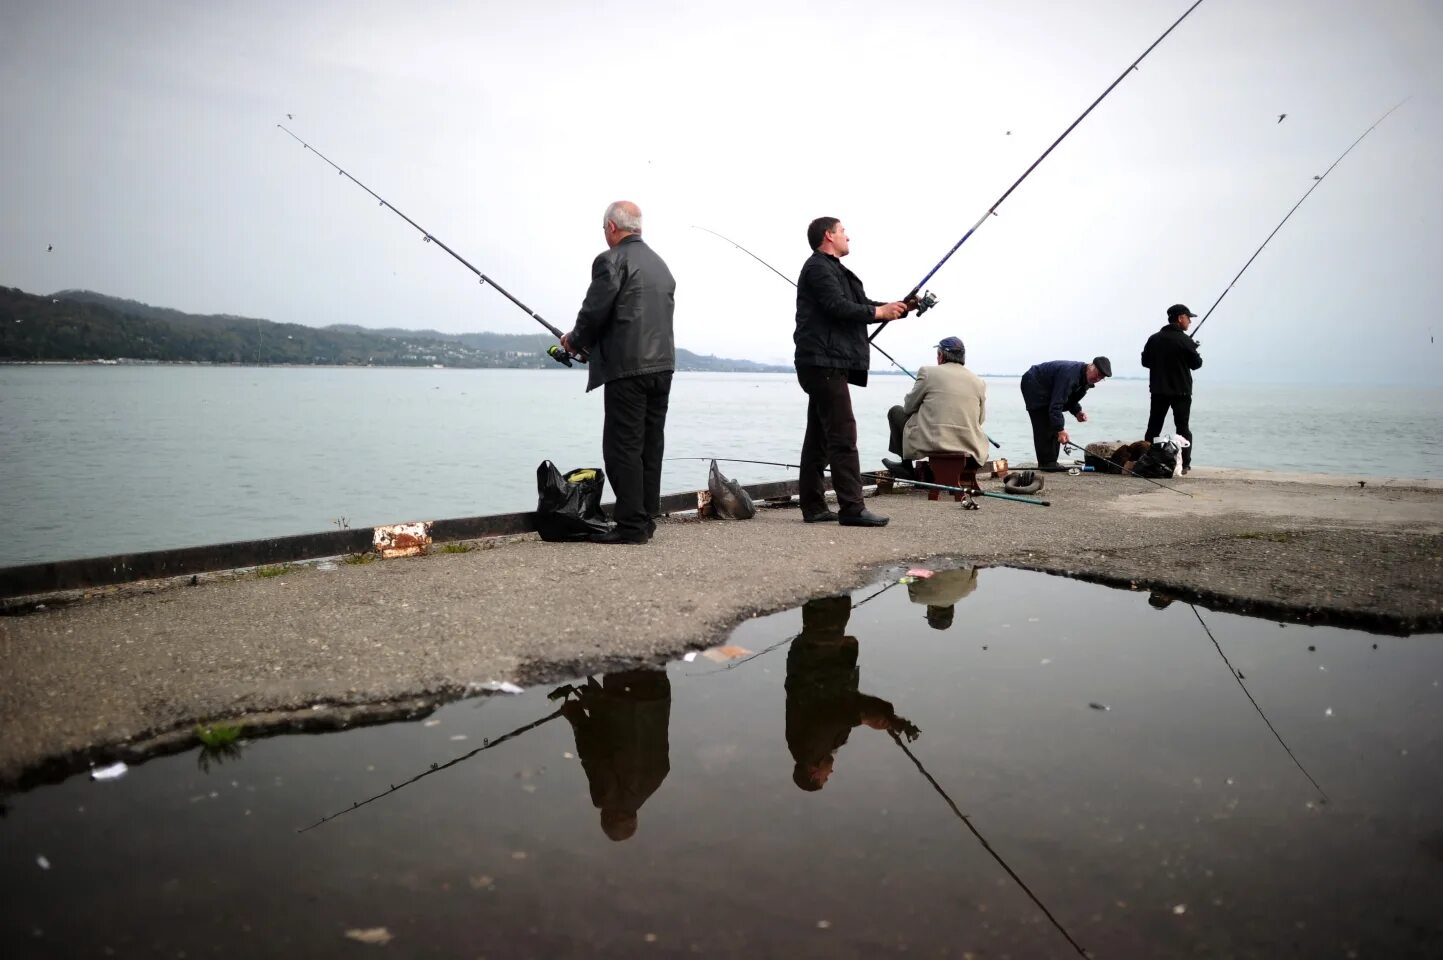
<box><xmin>604</xmin><ymin>201</ymin><xmax>643</xmax><ymax>235</ymax></box>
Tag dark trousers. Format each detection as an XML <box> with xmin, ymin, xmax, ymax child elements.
<box><xmin>887</xmin><ymin>405</ymin><xmax>910</xmax><ymax>458</ymax></box>
<box><xmin>797</xmin><ymin>365</ymin><xmax>864</xmax><ymax>516</ymax></box>
<box><xmin>603</xmin><ymin>372</ymin><xmax>672</xmax><ymax>537</ymax></box>
<box><xmin>1145</xmin><ymin>394</ymin><xmax>1193</xmax><ymax>467</ymax></box>
<box><xmin>1026</xmin><ymin>406</ymin><xmax>1061</xmax><ymax>468</ymax></box>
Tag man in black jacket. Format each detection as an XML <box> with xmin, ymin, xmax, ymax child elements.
<box><xmin>793</xmin><ymin>217</ymin><xmax>911</xmax><ymax>527</ymax></box>
<box><xmin>1019</xmin><ymin>357</ymin><xmax>1111</xmax><ymax>470</ymax></box>
<box><xmin>1141</xmin><ymin>303</ymin><xmax>1203</xmax><ymax>473</ymax></box>
<box><xmin>561</xmin><ymin>201</ymin><xmax>675</xmax><ymax>544</ymax></box>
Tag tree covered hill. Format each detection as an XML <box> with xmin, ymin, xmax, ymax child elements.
<box><xmin>0</xmin><ymin>287</ymin><xmax>791</xmax><ymax>372</ymax></box>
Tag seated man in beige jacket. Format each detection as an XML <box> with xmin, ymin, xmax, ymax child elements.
<box><xmin>883</xmin><ymin>336</ymin><xmax>988</xmax><ymax>482</ymax></box>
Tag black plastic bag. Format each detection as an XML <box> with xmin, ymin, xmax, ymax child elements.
<box><xmin>707</xmin><ymin>459</ymin><xmax>756</xmax><ymax>520</ymax></box>
<box><xmin>1132</xmin><ymin>440</ymin><xmax>1178</xmax><ymax>478</ymax></box>
<box><xmin>535</xmin><ymin>460</ymin><xmax>610</xmax><ymax>542</ymax></box>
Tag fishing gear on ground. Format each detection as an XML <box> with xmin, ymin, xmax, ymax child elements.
<box><xmin>870</xmin><ymin>0</ymin><xmax>1207</xmax><ymax>346</ymax></box>
<box><xmin>535</xmin><ymin>461</ymin><xmax>611</xmax><ymax>541</ymax></box>
<box><xmin>277</xmin><ymin>124</ymin><xmax>585</xmax><ymax>367</ymax></box>
<box><xmin>702</xmin><ymin>459</ymin><xmax>756</xmax><ymax>520</ymax></box>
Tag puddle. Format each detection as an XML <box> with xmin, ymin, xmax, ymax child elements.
<box><xmin>3</xmin><ymin>568</ymin><xmax>1442</xmax><ymax>957</ymax></box>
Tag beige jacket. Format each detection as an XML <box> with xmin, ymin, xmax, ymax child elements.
<box><xmin>900</xmin><ymin>363</ymin><xmax>988</xmax><ymax>462</ymax></box>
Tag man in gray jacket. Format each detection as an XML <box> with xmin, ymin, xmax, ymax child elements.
<box><xmin>561</xmin><ymin>201</ymin><xmax>675</xmax><ymax>545</ymax></box>
<box><xmin>882</xmin><ymin>336</ymin><xmax>988</xmax><ymax>481</ymax></box>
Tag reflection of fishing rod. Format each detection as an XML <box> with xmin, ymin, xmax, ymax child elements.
<box><xmin>1191</xmin><ymin>100</ymin><xmax>1407</xmax><ymax>339</ymax></box>
<box><xmin>691</xmin><ymin>225</ymin><xmax>1001</xmax><ymax>451</ymax></box>
<box><xmin>692</xmin><ymin>225</ymin><xmax>918</xmax><ymax>380</ymax></box>
<box><xmin>298</xmin><ymin>706</ymin><xmax>565</xmax><ymax>833</ymax></box>
<box><xmin>1062</xmin><ymin>441</ymin><xmax>1192</xmax><ymax>498</ymax></box>
<box><xmin>277</xmin><ymin>124</ymin><xmax>583</xmax><ymax>368</ymax></box>
<box><xmin>887</xmin><ymin>731</ymin><xmax>1089</xmax><ymax>958</ymax></box>
<box><xmin>1189</xmin><ymin>604</ymin><xmax>1328</xmax><ymax>802</ymax></box>
<box><xmin>692</xmin><ymin>580</ymin><xmax>908</xmax><ymax>676</ymax></box>
<box><xmin>665</xmin><ymin>457</ymin><xmax>1043</xmax><ymax>505</ymax></box>
<box><xmin>871</xmin><ymin>0</ymin><xmax>1208</xmax><ymax>344</ymax></box>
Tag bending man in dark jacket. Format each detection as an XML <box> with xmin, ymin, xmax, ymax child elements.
<box><xmin>1019</xmin><ymin>357</ymin><xmax>1111</xmax><ymax>470</ymax></box>
<box><xmin>793</xmin><ymin>217</ymin><xmax>912</xmax><ymax>527</ymax></box>
<box><xmin>1141</xmin><ymin>303</ymin><xmax>1203</xmax><ymax>473</ymax></box>
<box><xmin>561</xmin><ymin>201</ymin><xmax>676</xmax><ymax>545</ymax></box>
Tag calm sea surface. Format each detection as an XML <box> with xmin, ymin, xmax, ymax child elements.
<box><xmin>2</xmin><ymin>365</ymin><xmax>1440</xmax><ymax>566</ymax></box>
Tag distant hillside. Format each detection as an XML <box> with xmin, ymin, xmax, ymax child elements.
<box><xmin>0</xmin><ymin>287</ymin><xmax>792</xmax><ymax>372</ymax></box>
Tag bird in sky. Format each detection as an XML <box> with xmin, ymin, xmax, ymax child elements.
<box><xmin>46</xmin><ymin>244</ymin><xmax>52</xmax><ymax>252</ymax></box>
<box><xmin>287</xmin><ymin>113</ymin><xmax>293</xmax><ymax>119</ymax></box>
<box><xmin>1277</xmin><ymin>113</ymin><xmax>1287</xmax><ymax>123</ymax></box>
<box><xmin>1005</xmin><ymin>130</ymin><xmax>1012</xmax><ymax>136</ymax></box>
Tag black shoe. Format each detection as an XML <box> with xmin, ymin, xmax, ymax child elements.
<box><xmin>589</xmin><ymin>529</ymin><xmax>647</xmax><ymax>545</ymax></box>
<box><xmin>1181</xmin><ymin>465</ymin><xmax>1191</xmax><ymax>475</ymax></box>
<box><xmin>838</xmin><ymin>509</ymin><xmax>889</xmax><ymax>527</ymax></box>
<box><xmin>803</xmin><ymin>509</ymin><xmax>839</xmax><ymax>523</ymax></box>
<box><xmin>882</xmin><ymin>457</ymin><xmax>916</xmax><ymax>481</ymax></box>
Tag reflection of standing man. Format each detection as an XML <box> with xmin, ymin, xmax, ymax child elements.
<box><xmin>560</xmin><ymin>201</ymin><xmax>676</xmax><ymax>544</ymax></box>
<box><xmin>905</xmin><ymin>567</ymin><xmax>979</xmax><ymax>630</ymax></box>
<box><xmin>1141</xmin><ymin>304</ymin><xmax>1203</xmax><ymax>474</ymax></box>
<box><xmin>793</xmin><ymin>217</ymin><xmax>913</xmax><ymax>527</ymax></box>
<box><xmin>785</xmin><ymin>595</ymin><xmax>918</xmax><ymax>791</ymax></box>
<box><xmin>561</xmin><ymin>669</ymin><xmax>671</xmax><ymax>841</ymax></box>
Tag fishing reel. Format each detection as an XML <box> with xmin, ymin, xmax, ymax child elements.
<box><xmin>910</xmin><ymin>290</ymin><xmax>939</xmax><ymax>316</ymax></box>
<box><xmin>547</xmin><ymin>344</ymin><xmax>586</xmax><ymax>367</ymax></box>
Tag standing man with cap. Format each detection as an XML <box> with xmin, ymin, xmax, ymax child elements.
<box><xmin>793</xmin><ymin>217</ymin><xmax>913</xmax><ymax>527</ymax></box>
<box><xmin>1141</xmin><ymin>304</ymin><xmax>1203</xmax><ymax>474</ymax></box>
<box><xmin>1019</xmin><ymin>357</ymin><xmax>1111</xmax><ymax>470</ymax></box>
<box><xmin>882</xmin><ymin>336</ymin><xmax>988</xmax><ymax>482</ymax></box>
<box><xmin>560</xmin><ymin>201</ymin><xmax>675</xmax><ymax>545</ymax></box>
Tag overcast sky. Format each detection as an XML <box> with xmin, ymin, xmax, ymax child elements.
<box><xmin>3</xmin><ymin>0</ymin><xmax>1441</xmax><ymax>383</ymax></box>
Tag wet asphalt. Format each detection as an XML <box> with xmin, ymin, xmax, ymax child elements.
<box><xmin>2</xmin><ymin>470</ymin><xmax>1440</xmax><ymax>786</ymax></box>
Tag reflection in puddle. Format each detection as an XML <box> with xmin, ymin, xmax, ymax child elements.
<box><xmin>3</xmin><ymin>567</ymin><xmax>1442</xmax><ymax>958</ymax></box>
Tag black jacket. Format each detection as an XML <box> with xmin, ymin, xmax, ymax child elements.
<box><xmin>1140</xmin><ymin>323</ymin><xmax>1202</xmax><ymax>396</ymax></box>
<box><xmin>1020</xmin><ymin>359</ymin><xmax>1092</xmax><ymax>431</ymax></box>
<box><xmin>793</xmin><ymin>251</ymin><xmax>883</xmax><ymax>387</ymax></box>
<box><xmin>568</xmin><ymin>235</ymin><xmax>675</xmax><ymax>392</ymax></box>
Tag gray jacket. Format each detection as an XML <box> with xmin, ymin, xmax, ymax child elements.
<box><xmin>568</xmin><ymin>235</ymin><xmax>676</xmax><ymax>392</ymax></box>
<box><xmin>900</xmin><ymin>362</ymin><xmax>988</xmax><ymax>463</ymax></box>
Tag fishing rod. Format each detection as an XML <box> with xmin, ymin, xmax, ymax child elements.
<box><xmin>871</xmin><ymin>0</ymin><xmax>1208</xmax><ymax>344</ymax></box>
<box><xmin>1062</xmin><ymin>441</ymin><xmax>1192</xmax><ymax>498</ymax></box>
<box><xmin>692</xmin><ymin>225</ymin><xmax>919</xmax><ymax>380</ymax></box>
<box><xmin>298</xmin><ymin>706</ymin><xmax>565</xmax><ymax>833</ymax></box>
<box><xmin>666</xmin><ymin>457</ymin><xmax>1046</xmax><ymax>505</ymax></box>
<box><xmin>1191</xmin><ymin>100</ymin><xmax>1407</xmax><ymax>339</ymax></box>
<box><xmin>887</xmin><ymin>730</ymin><xmax>1089</xmax><ymax>957</ymax></box>
<box><xmin>1188</xmin><ymin>604</ymin><xmax>1328</xmax><ymax>802</ymax></box>
<box><xmin>277</xmin><ymin>124</ymin><xmax>584</xmax><ymax>367</ymax></box>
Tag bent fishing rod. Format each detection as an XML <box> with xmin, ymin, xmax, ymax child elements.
<box><xmin>1190</xmin><ymin>99</ymin><xmax>1407</xmax><ymax>338</ymax></box>
<box><xmin>277</xmin><ymin>124</ymin><xmax>583</xmax><ymax>367</ymax></box>
<box><xmin>667</xmin><ymin>457</ymin><xmax>1047</xmax><ymax>505</ymax></box>
<box><xmin>692</xmin><ymin>225</ymin><xmax>921</xmax><ymax>381</ymax></box>
<box><xmin>1189</xmin><ymin>605</ymin><xmax>1328</xmax><ymax>802</ymax></box>
<box><xmin>871</xmin><ymin>0</ymin><xmax>1208</xmax><ymax>344</ymax></box>
<box><xmin>887</xmin><ymin>730</ymin><xmax>1089</xmax><ymax>957</ymax></box>
<box><xmin>298</xmin><ymin>706</ymin><xmax>565</xmax><ymax>833</ymax></box>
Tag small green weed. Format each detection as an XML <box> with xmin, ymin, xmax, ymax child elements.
<box><xmin>256</xmin><ymin>564</ymin><xmax>290</xmax><ymax>578</ymax></box>
<box><xmin>440</xmin><ymin>542</ymin><xmax>474</xmax><ymax>554</ymax></box>
<box><xmin>343</xmin><ymin>552</ymin><xmax>377</xmax><ymax>565</ymax></box>
<box><xmin>196</xmin><ymin>723</ymin><xmax>244</xmax><ymax>748</ymax></box>
<box><xmin>1236</xmin><ymin>530</ymin><xmax>1296</xmax><ymax>543</ymax></box>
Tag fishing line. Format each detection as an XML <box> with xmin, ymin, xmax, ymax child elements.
<box><xmin>1191</xmin><ymin>100</ymin><xmax>1408</xmax><ymax>339</ymax></box>
<box><xmin>888</xmin><ymin>730</ymin><xmax>1090</xmax><ymax>958</ymax></box>
<box><xmin>1189</xmin><ymin>604</ymin><xmax>1328</xmax><ymax>802</ymax></box>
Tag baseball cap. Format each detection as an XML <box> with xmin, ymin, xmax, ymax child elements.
<box><xmin>1092</xmin><ymin>356</ymin><xmax>1112</xmax><ymax>378</ymax></box>
<box><xmin>936</xmin><ymin>336</ymin><xmax>964</xmax><ymax>352</ymax></box>
<box><xmin>1167</xmin><ymin>304</ymin><xmax>1196</xmax><ymax>321</ymax></box>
